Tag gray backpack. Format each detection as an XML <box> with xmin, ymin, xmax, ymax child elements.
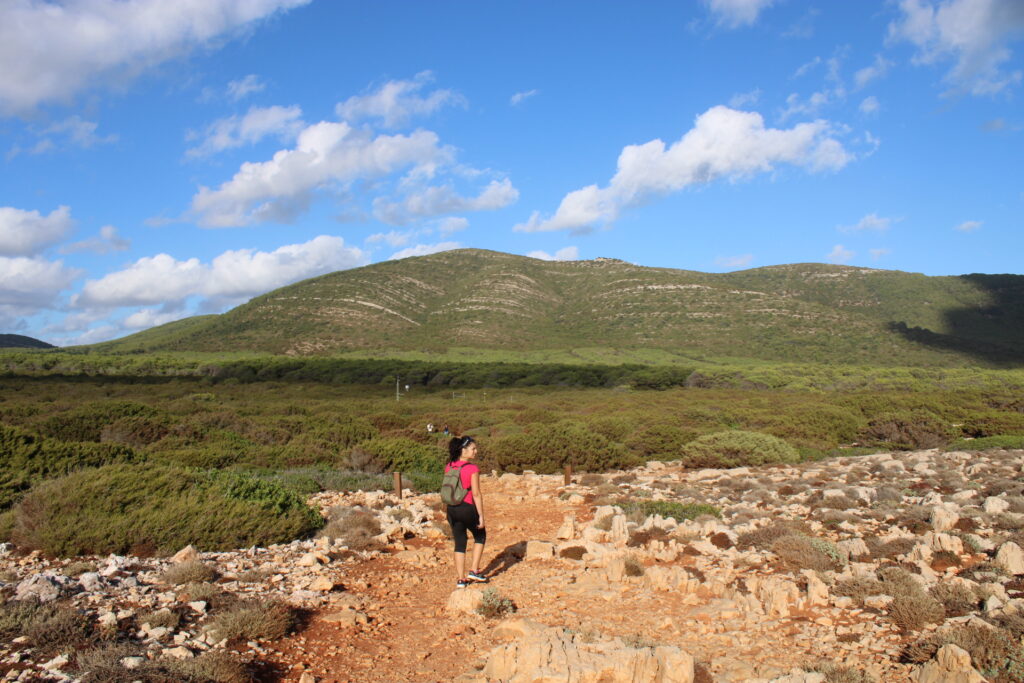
<box><xmin>440</xmin><ymin>462</ymin><xmax>470</xmax><ymax>506</ymax></box>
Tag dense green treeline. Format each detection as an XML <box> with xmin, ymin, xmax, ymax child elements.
<box><xmin>5</xmin><ymin>349</ymin><xmax>1024</xmax><ymax>393</ymax></box>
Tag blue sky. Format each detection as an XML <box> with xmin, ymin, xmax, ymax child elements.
<box><xmin>1</xmin><ymin>0</ymin><xmax>1022</xmax><ymax>346</ymax></box>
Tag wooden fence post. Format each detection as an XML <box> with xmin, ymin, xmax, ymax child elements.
<box><xmin>393</xmin><ymin>471</ymin><xmax>402</xmax><ymax>499</ymax></box>
<box><xmin>564</xmin><ymin>464</ymin><xmax>572</xmax><ymax>486</ymax></box>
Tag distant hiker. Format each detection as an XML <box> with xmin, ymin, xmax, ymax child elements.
<box><xmin>441</xmin><ymin>436</ymin><xmax>487</xmax><ymax>588</ymax></box>
<box><xmin>427</xmin><ymin>422</ymin><xmax>434</xmax><ymax>433</ymax></box>
<box><xmin>443</xmin><ymin>424</ymin><xmax>449</xmax><ymax>435</ymax></box>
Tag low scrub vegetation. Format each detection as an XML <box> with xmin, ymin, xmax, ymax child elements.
<box><xmin>679</xmin><ymin>431</ymin><xmax>801</xmax><ymax>469</ymax></box>
<box><xmin>10</xmin><ymin>464</ymin><xmax>323</xmax><ymax>556</ymax></box>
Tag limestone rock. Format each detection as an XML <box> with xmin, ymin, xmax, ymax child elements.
<box><xmin>914</xmin><ymin>644</ymin><xmax>984</xmax><ymax>683</ymax></box>
<box><xmin>323</xmin><ymin>608</ymin><xmax>368</xmax><ymax>627</ymax></box>
<box><xmin>984</xmin><ymin>497</ymin><xmax>1010</xmax><ymax>514</ymax></box>
<box><xmin>493</xmin><ymin>617</ymin><xmax>547</xmax><ymax>639</ymax></box>
<box><xmin>609</xmin><ymin>515</ymin><xmax>629</xmax><ymax>547</ymax></box>
<box><xmin>171</xmin><ymin>545</ymin><xmax>199</xmax><ymax>563</ymax></box>
<box><xmin>164</xmin><ymin>646</ymin><xmax>194</xmax><ymax>660</ymax></box>
<box><xmin>525</xmin><ymin>541</ymin><xmax>555</xmax><ymax>561</ymax></box>
<box><xmin>14</xmin><ymin>572</ymin><xmax>75</xmax><ymax>603</ymax></box>
<box><xmin>309</xmin><ymin>576</ymin><xmax>339</xmax><ymax>592</ymax></box>
<box><xmin>480</xmin><ymin>626</ymin><xmax>694</xmax><ymax>683</ymax></box>
<box><xmin>801</xmin><ymin>570</ymin><xmax>829</xmax><ymax>607</ymax></box>
<box><xmin>78</xmin><ymin>571</ymin><xmax>106</xmax><ymax>592</ymax></box>
<box><xmin>556</xmin><ymin>513</ymin><xmax>578</xmax><ymax>540</ymax></box>
<box><xmin>931</xmin><ymin>507</ymin><xmax>959</xmax><ymax>532</ymax></box>
<box><xmin>447</xmin><ymin>588</ymin><xmax>484</xmax><ymax>614</ymax></box>
<box><xmin>994</xmin><ymin>542</ymin><xmax>1024</xmax><ymax>575</ymax></box>
<box><xmin>297</xmin><ymin>552</ymin><xmax>321</xmax><ymax>567</ymax></box>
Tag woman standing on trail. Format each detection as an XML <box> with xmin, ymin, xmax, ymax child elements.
<box><xmin>444</xmin><ymin>436</ymin><xmax>488</xmax><ymax>588</ymax></box>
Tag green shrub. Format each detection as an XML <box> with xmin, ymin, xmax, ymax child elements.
<box><xmin>11</xmin><ymin>464</ymin><xmax>324</xmax><ymax>557</ymax></box>
<box><xmin>38</xmin><ymin>401</ymin><xmax>158</xmax><ymax>442</ymax></box>
<box><xmin>476</xmin><ymin>588</ymin><xmax>516</xmax><ymax>619</ymax></box>
<box><xmin>860</xmin><ymin>411</ymin><xmax>957</xmax><ymax>450</ymax></box>
<box><xmin>959</xmin><ymin>411</ymin><xmax>1024</xmax><ymax>438</ymax></box>
<box><xmin>486</xmin><ymin>420</ymin><xmax>640</xmax><ymax>474</ymax></box>
<box><xmin>0</xmin><ymin>424</ymin><xmax>141</xmax><ymax>509</ymax></box>
<box><xmin>763</xmin><ymin>405</ymin><xmax>864</xmax><ymax>450</ymax></box>
<box><xmin>349</xmin><ymin>437</ymin><xmax>442</xmax><ymax>474</ymax></box>
<box><xmin>100</xmin><ymin>416</ymin><xmax>170</xmax><ymax>447</ymax></box>
<box><xmin>678</xmin><ymin>430</ymin><xmax>800</xmax><ymax>469</ymax></box>
<box><xmin>626</xmin><ymin>422</ymin><xmax>696</xmax><ymax>459</ymax></box>
<box><xmin>946</xmin><ymin>435</ymin><xmax>1024</xmax><ymax>451</ymax></box>
<box><xmin>620</xmin><ymin>500</ymin><xmax>720</xmax><ymax>522</ymax></box>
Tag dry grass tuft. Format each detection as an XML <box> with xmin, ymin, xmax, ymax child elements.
<box><xmin>809</xmin><ymin>662</ymin><xmax>876</xmax><ymax>683</ymax></box>
<box><xmin>161</xmin><ymin>560</ymin><xmax>218</xmax><ymax>586</ymax></box>
<box><xmin>206</xmin><ymin>599</ymin><xmax>297</xmax><ymax>642</ymax></box>
<box><xmin>888</xmin><ymin>594</ymin><xmax>945</xmax><ymax>632</ymax></box>
<box><xmin>929</xmin><ymin>582</ymin><xmax>978</xmax><ymax>617</ymax></box>
<box><xmin>771</xmin><ymin>535</ymin><xmax>838</xmax><ymax>572</ymax></box>
<box><xmin>736</xmin><ymin>519</ymin><xmax>812</xmax><ymax>550</ymax></box>
<box><xmin>623</xmin><ymin>555</ymin><xmax>646</xmax><ymax>577</ymax></box>
<box><xmin>318</xmin><ymin>506</ymin><xmax>382</xmax><ymax>551</ymax></box>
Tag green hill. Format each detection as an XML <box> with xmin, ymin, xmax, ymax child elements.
<box><xmin>89</xmin><ymin>249</ymin><xmax>1024</xmax><ymax>367</ymax></box>
<box><xmin>0</xmin><ymin>334</ymin><xmax>55</xmax><ymax>349</ymax></box>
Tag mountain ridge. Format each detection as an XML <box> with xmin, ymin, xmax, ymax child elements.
<box><xmin>88</xmin><ymin>249</ymin><xmax>1024</xmax><ymax>366</ymax></box>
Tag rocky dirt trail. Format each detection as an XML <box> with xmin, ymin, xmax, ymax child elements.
<box><xmin>5</xmin><ymin>448</ymin><xmax>1024</xmax><ymax>682</ymax></box>
<box><xmin>263</xmin><ymin>482</ymin><xmax>579</xmax><ymax>682</ymax></box>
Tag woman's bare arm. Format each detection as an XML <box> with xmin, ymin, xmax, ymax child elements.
<box><xmin>471</xmin><ymin>471</ymin><xmax>484</xmax><ymax>528</ymax></box>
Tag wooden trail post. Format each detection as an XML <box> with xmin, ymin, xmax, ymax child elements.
<box><xmin>393</xmin><ymin>471</ymin><xmax>402</xmax><ymax>499</ymax></box>
<box><xmin>564</xmin><ymin>464</ymin><xmax>573</xmax><ymax>486</ymax></box>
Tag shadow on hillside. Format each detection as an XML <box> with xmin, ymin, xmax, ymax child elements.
<box><xmin>482</xmin><ymin>541</ymin><xmax>526</xmax><ymax>578</ymax></box>
<box><xmin>889</xmin><ymin>274</ymin><xmax>1024</xmax><ymax>366</ymax></box>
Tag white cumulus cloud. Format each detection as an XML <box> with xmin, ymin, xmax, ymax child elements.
<box><xmin>0</xmin><ymin>0</ymin><xmax>311</xmax><ymax>115</ymax></box>
<box><xmin>889</xmin><ymin>0</ymin><xmax>1024</xmax><ymax>96</ymax></box>
<box><xmin>61</xmin><ymin>225</ymin><xmax>131</xmax><ymax>254</ymax></box>
<box><xmin>854</xmin><ymin>55</ymin><xmax>893</xmax><ymax>89</ymax></box>
<box><xmin>870</xmin><ymin>248</ymin><xmax>892</xmax><ymax>259</ymax></box>
<box><xmin>389</xmin><ymin>242</ymin><xmax>460</xmax><ymax>260</ymax></box>
<box><xmin>372</xmin><ymin>178</ymin><xmax>518</xmax><ymax>225</ymax></box>
<box><xmin>437</xmin><ymin>216</ymin><xmax>469</xmax><ymax>236</ymax></box>
<box><xmin>336</xmin><ymin>71</ymin><xmax>465</xmax><ymax>128</ymax></box>
<box><xmin>186</xmin><ymin>105</ymin><xmax>304</xmax><ymax>158</ymax></box>
<box><xmin>955</xmin><ymin>219</ymin><xmax>983</xmax><ymax>231</ymax></box>
<box><xmin>510</xmin><ymin>89</ymin><xmax>539</xmax><ymax>106</ymax></box>
<box><xmin>75</xmin><ymin>235</ymin><xmax>366</xmax><ymax>308</ymax></box>
<box><xmin>515</xmin><ymin>106</ymin><xmax>852</xmax><ymax>233</ymax></box>
<box><xmin>839</xmin><ymin>213</ymin><xmax>895</xmax><ymax>232</ymax></box>
<box><xmin>859</xmin><ymin>96</ymin><xmax>881</xmax><ymax>114</ymax></box>
<box><xmin>123</xmin><ymin>307</ymin><xmax>188</xmax><ymax>330</ymax></box>
<box><xmin>191</xmin><ymin>121</ymin><xmax>452</xmax><ymax>227</ymax></box>
<box><xmin>704</xmin><ymin>0</ymin><xmax>776</xmax><ymax>28</ymax></box>
<box><xmin>827</xmin><ymin>244</ymin><xmax>855</xmax><ymax>264</ymax></box>
<box><xmin>0</xmin><ymin>205</ymin><xmax>75</xmax><ymax>256</ymax></box>
<box><xmin>227</xmin><ymin>74</ymin><xmax>266</xmax><ymax>101</ymax></box>
<box><xmin>0</xmin><ymin>255</ymin><xmax>80</xmax><ymax>307</ymax></box>
<box><xmin>528</xmin><ymin>247</ymin><xmax>579</xmax><ymax>261</ymax></box>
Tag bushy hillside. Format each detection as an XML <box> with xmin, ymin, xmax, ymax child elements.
<box><xmin>89</xmin><ymin>249</ymin><xmax>1024</xmax><ymax>366</ymax></box>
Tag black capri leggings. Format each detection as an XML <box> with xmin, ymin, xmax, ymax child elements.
<box><xmin>446</xmin><ymin>502</ymin><xmax>487</xmax><ymax>553</ymax></box>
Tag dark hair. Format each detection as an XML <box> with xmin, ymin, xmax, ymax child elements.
<box><xmin>448</xmin><ymin>435</ymin><xmax>475</xmax><ymax>463</ymax></box>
